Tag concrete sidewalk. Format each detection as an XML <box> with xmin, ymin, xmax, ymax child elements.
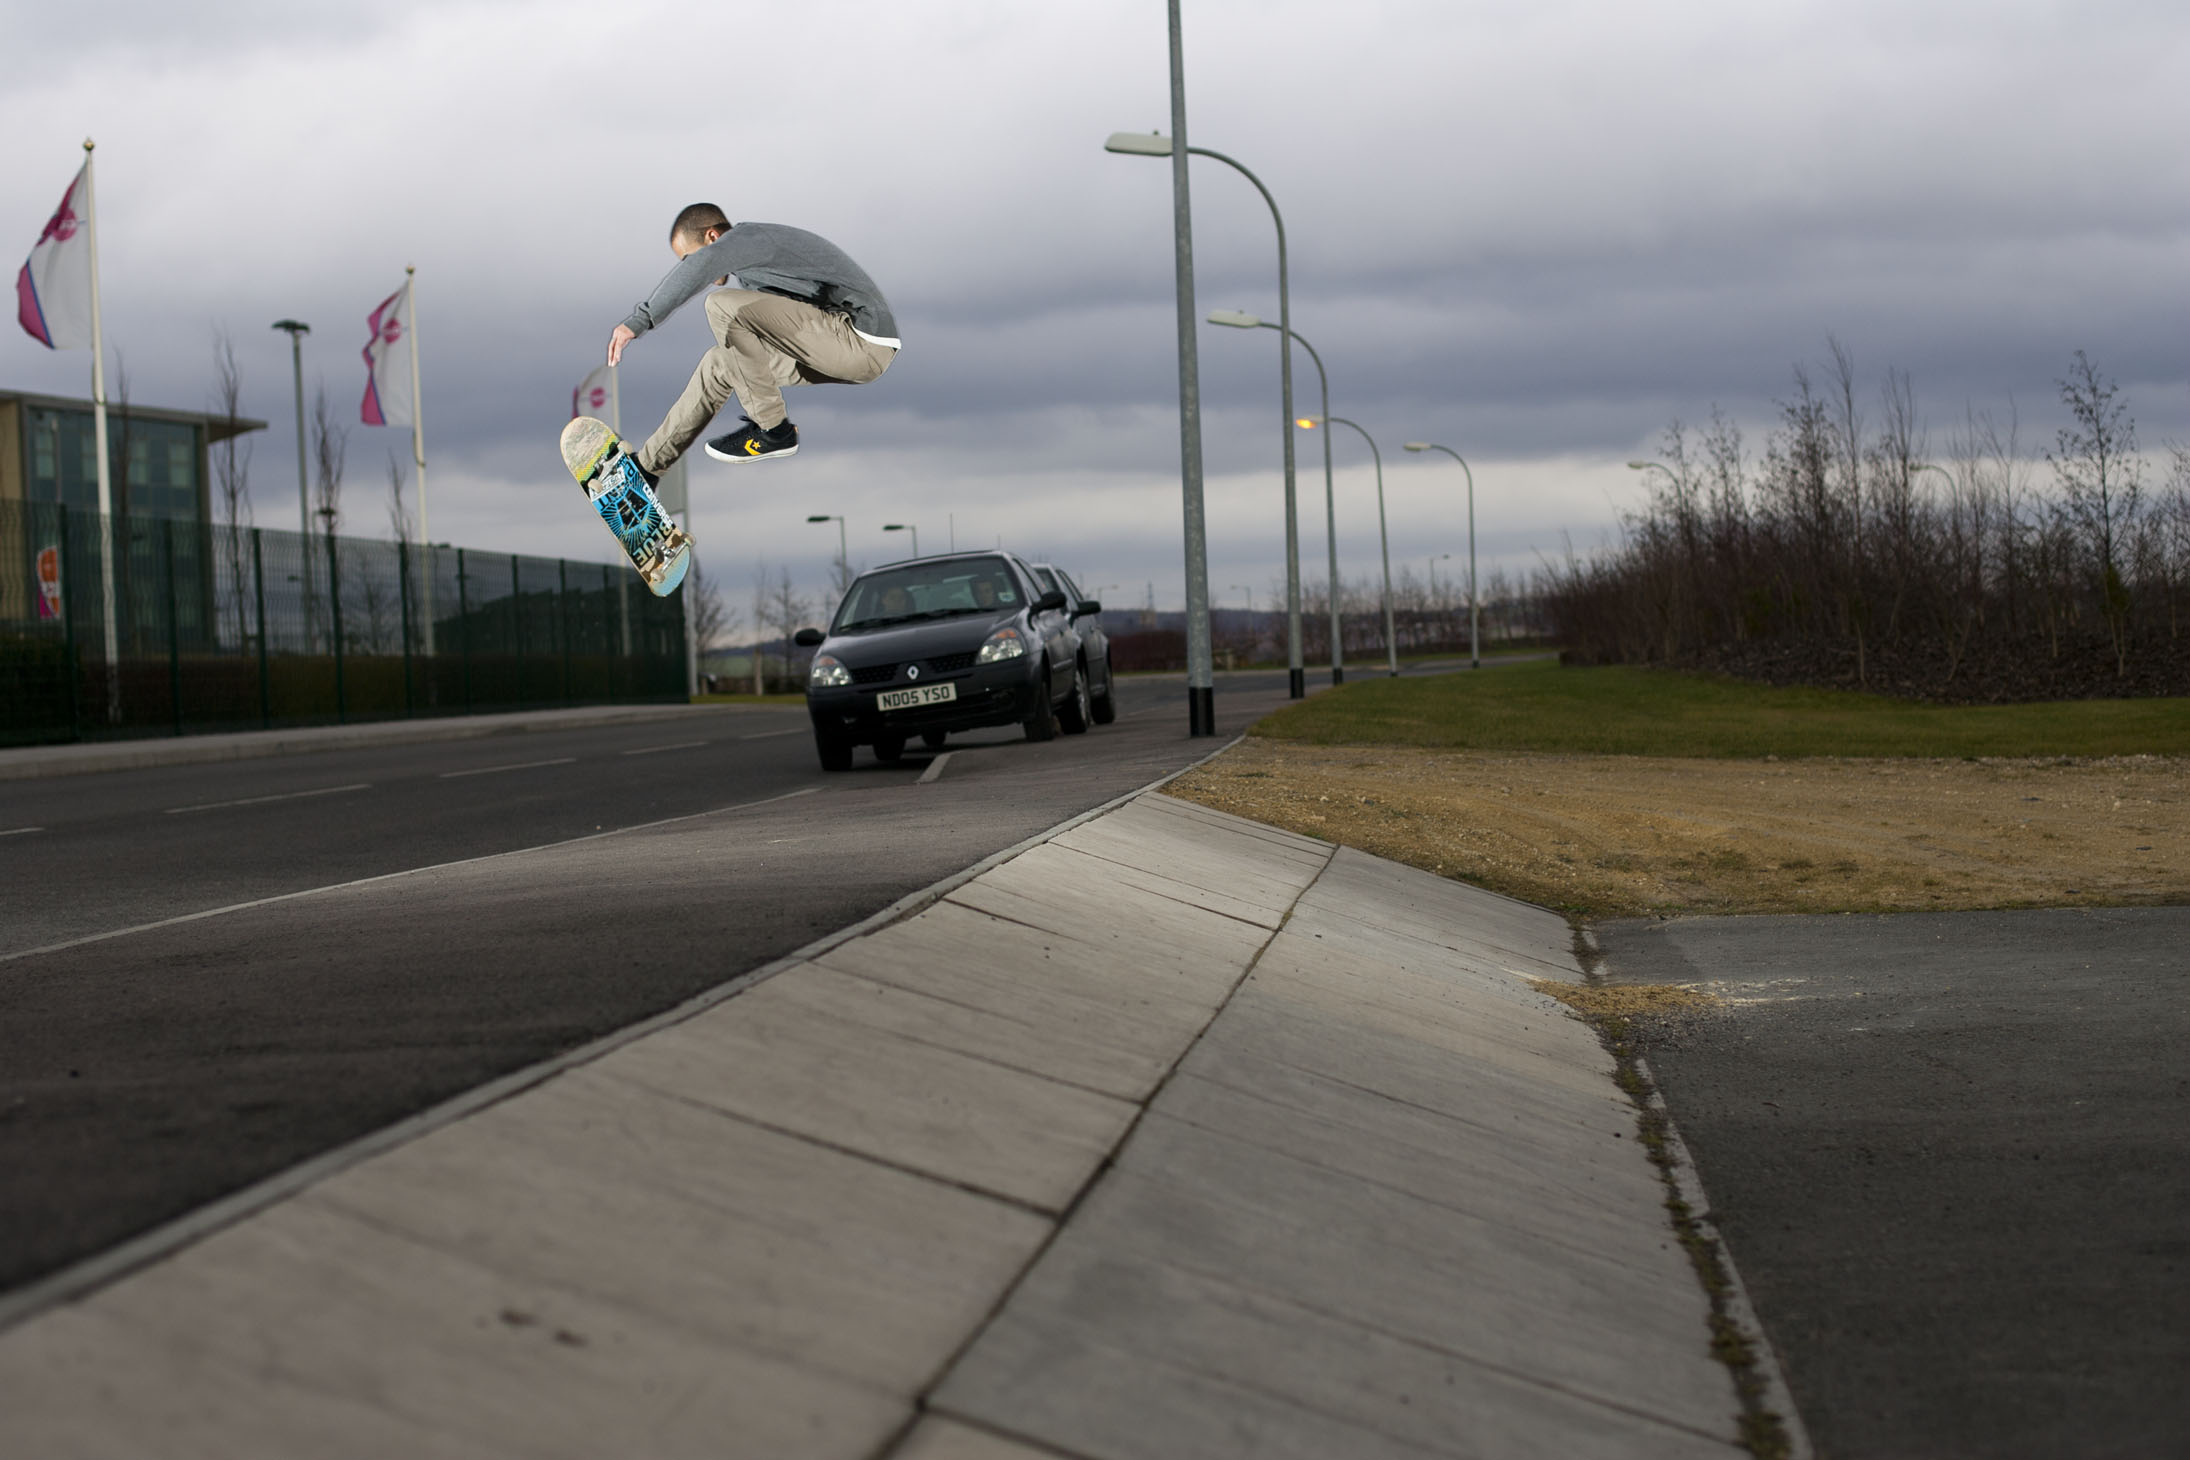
<box><xmin>0</xmin><ymin>702</ymin><xmax>748</xmax><ymax>781</ymax></box>
<box><xmin>0</xmin><ymin>792</ymin><xmax>1757</xmax><ymax>1458</ymax></box>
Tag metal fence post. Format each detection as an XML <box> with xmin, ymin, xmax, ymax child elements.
<box><xmin>164</xmin><ymin>517</ymin><xmax>182</xmax><ymax>735</ymax></box>
<box><xmin>510</xmin><ymin>555</ymin><xmax>524</xmax><ymax>705</ymax></box>
<box><xmin>558</xmin><ymin>558</ymin><xmax>572</xmax><ymax>703</ymax></box>
<box><xmin>57</xmin><ymin>506</ymin><xmax>81</xmax><ymax>741</ymax></box>
<box><xmin>252</xmin><ymin>527</ymin><xmax>270</xmax><ymax>728</ymax></box>
<box><xmin>457</xmin><ymin>547</ymin><xmax>472</xmax><ymax>713</ymax></box>
<box><xmin>326</xmin><ymin>526</ymin><xmax>346</xmax><ymax>723</ymax></box>
<box><xmin>601</xmin><ymin>564</ymin><xmax>618</xmax><ymax>703</ymax></box>
<box><xmin>399</xmin><ymin>537</ymin><xmax>415</xmax><ymax>716</ymax></box>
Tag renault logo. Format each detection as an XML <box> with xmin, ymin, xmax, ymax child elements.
<box><xmin>906</xmin><ymin>664</ymin><xmax>921</xmax><ymax>681</ymax></box>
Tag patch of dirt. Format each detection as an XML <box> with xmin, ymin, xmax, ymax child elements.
<box><xmin>1167</xmin><ymin>740</ymin><xmax>2189</xmax><ymax>916</ymax></box>
<box><xmin>1527</xmin><ymin>981</ymin><xmax>1724</xmax><ymax>1018</ymax></box>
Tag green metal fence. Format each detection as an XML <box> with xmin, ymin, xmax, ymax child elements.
<box><xmin>0</xmin><ymin>502</ymin><xmax>687</xmax><ymax>746</ymax></box>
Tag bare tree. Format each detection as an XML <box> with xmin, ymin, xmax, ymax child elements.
<box><xmin>2049</xmin><ymin>351</ymin><xmax>2143</xmax><ymax>673</ymax></box>
<box><xmin>305</xmin><ymin>386</ymin><xmax>348</xmax><ymax>649</ymax></box>
<box><xmin>210</xmin><ymin>331</ymin><xmax>254</xmax><ymax>647</ymax></box>
<box><xmin>750</xmin><ymin>556</ymin><xmax>772</xmax><ymax>693</ymax></box>
<box><xmin>311</xmin><ymin>385</ymin><xmax>347</xmax><ymax>541</ymax></box>
<box><xmin>685</xmin><ymin>554</ymin><xmax>738</xmax><ymax>657</ymax></box>
<box><xmin>385</xmin><ymin>450</ymin><xmax>412</xmax><ymax>544</ymax></box>
<box><xmin>767</xmin><ymin>566</ymin><xmax>811</xmax><ymax>687</ymax></box>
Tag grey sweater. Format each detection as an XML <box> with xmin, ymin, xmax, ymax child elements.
<box><xmin>621</xmin><ymin>221</ymin><xmax>900</xmax><ymax>348</ymax></box>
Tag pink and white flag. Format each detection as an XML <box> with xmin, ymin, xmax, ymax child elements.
<box><xmin>17</xmin><ymin>163</ymin><xmax>92</xmax><ymax>350</ymax></box>
<box><xmin>360</xmin><ymin>280</ymin><xmax>414</xmax><ymax>427</ymax></box>
<box><xmin>572</xmin><ymin>363</ymin><xmax>613</xmax><ymax>420</ymax></box>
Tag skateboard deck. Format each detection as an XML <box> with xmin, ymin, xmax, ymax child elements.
<box><xmin>559</xmin><ymin>416</ymin><xmax>692</xmax><ymax>597</ymax></box>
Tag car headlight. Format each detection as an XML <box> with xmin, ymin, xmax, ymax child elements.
<box><xmin>809</xmin><ymin>654</ymin><xmax>851</xmax><ymax>688</ymax></box>
<box><xmin>977</xmin><ymin>626</ymin><xmax>1026</xmax><ymax>663</ymax></box>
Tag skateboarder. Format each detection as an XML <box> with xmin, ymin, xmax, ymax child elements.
<box><xmin>606</xmin><ymin>203</ymin><xmax>900</xmax><ymax>476</ymax></box>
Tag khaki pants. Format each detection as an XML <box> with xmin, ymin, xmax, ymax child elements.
<box><xmin>637</xmin><ymin>289</ymin><xmax>896</xmax><ymax>473</ymax></box>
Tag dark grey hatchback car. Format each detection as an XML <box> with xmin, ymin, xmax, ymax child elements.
<box><xmin>793</xmin><ymin>551</ymin><xmax>1116</xmax><ymax>771</ymax></box>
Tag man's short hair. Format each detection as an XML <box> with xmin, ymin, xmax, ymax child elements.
<box><xmin>670</xmin><ymin>202</ymin><xmax>731</xmax><ymax>246</ymax></box>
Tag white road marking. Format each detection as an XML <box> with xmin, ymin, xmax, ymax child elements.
<box><xmin>0</xmin><ymin>826</ymin><xmax>45</xmax><ymax>837</ymax></box>
<box><xmin>740</xmin><ymin>727</ymin><xmax>805</xmax><ymax>740</ymax></box>
<box><xmin>620</xmin><ymin>740</ymin><xmax>708</xmax><ymax>756</ymax></box>
<box><xmin>917</xmin><ymin>752</ymin><xmax>953</xmax><ymax>785</ymax></box>
<box><xmin>165</xmin><ymin>784</ymin><xmax>371</xmax><ymax>815</ymax></box>
<box><xmin>438</xmin><ymin>757</ymin><xmax>578</xmax><ymax>779</ymax></box>
<box><xmin>1</xmin><ymin>785</ymin><xmax>821</xmax><ymax>966</ymax></box>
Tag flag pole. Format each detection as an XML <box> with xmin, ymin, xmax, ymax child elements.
<box><xmin>406</xmin><ymin>264</ymin><xmax>434</xmax><ymax>657</ymax></box>
<box><xmin>83</xmin><ymin>138</ymin><xmax>120</xmax><ymax>723</ymax></box>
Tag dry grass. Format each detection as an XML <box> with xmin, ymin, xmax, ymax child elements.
<box><xmin>1167</xmin><ymin>739</ymin><xmax>2189</xmax><ymax>917</ymax></box>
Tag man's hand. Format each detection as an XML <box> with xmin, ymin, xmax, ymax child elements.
<box><xmin>607</xmin><ymin>323</ymin><xmax>636</xmax><ymax>367</ymax></box>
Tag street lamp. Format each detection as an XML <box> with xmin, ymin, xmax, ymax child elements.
<box><xmin>883</xmin><ymin>522</ymin><xmax>919</xmax><ymax>558</ymax></box>
<box><xmin>271</xmin><ymin>319</ymin><xmax>313</xmax><ymax>640</ymax></box>
<box><xmin>1097</xmin><ymin>1</ymin><xmax>1215</xmax><ymax>736</ymax></box>
<box><xmin>1229</xmin><ymin>583</ymin><xmax>1253</xmax><ymax>613</ymax></box>
<box><xmin>1627</xmin><ymin>460</ymin><xmax>1676</xmax><ymax>483</ymax></box>
<box><xmin>1301</xmin><ymin>415</ymin><xmax>1398</xmax><ymax>677</ymax></box>
<box><xmin>1913</xmin><ymin>462</ymin><xmax>1956</xmax><ymax>492</ymax></box>
<box><xmin>1209</xmin><ymin>310</ymin><xmax>1344</xmax><ymax>685</ymax></box>
<box><xmin>806</xmin><ymin>513</ymin><xmax>848</xmax><ymax>593</ymax></box>
<box><xmin>1110</xmin><ymin>133</ymin><xmax>1303</xmax><ymax>701</ymax></box>
<box><xmin>1405</xmin><ymin>443</ymin><xmax>1480</xmax><ymax>668</ymax></box>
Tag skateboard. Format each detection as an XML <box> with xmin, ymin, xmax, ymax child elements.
<box><xmin>559</xmin><ymin>416</ymin><xmax>692</xmax><ymax>597</ymax></box>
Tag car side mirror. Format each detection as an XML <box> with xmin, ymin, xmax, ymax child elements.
<box><xmin>1033</xmin><ymin>589</ymin><xmax>1067</xmax><ymax>614</ymax></box>
<box><xmin>1076</xmin><ymin>598</ymin><xmax>1102</xmax><ymax>617</ymax></box>
<box><xmin>792</xmin><ymin>627</ymin><xmax>825</xmax><ymax>648</ymax></box>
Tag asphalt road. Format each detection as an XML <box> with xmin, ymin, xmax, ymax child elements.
<box><xmin>1597</xmin><ymin>910</ymin><xmax>2190</xmax><ymax>1459</ymax></box>
<box><xmin>0</xmin><ymin>668</ymin><xmax>1312</xmax><ymax>1299</ymax></box>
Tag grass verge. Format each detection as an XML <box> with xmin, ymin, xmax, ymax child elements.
<box><xmin>1253</xmin><ymin>659</ymin><xmax>2190</xmax><ymax>759</ymax></box>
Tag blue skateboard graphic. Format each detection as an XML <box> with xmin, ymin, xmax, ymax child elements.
<box><xmin>560</xmin><ymin>416</ymin><xmax>692</xmax><ymax>597</ymax></box>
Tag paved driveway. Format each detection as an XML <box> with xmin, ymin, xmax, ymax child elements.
<box><xmin>1595</xmin><ymin>908</ymin><xmax>2189</xmax><ymax>1459</ymax></box>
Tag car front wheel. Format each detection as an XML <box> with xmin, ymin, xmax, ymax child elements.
<box><xmin>1058</xmin><ymin>661</ymin><xmax>1092</xmax><ymax>735</ymax></box>
<box><xmin>1022</xmin><ymin>670</ymin><xmax>1059</xmax><ymax>742</ymax></box>
<box><xmin>873</xmin><ymin>733</ymin><xmax>906</xmax><ymax>763</ymax></box>
<box><xmin>814</xmin><ymin>729</ymin><xmax>853</xmax><ymax>772</ymax></box>
<box><xmin>1088</xmin><ymin>654</ymin><xmax>1117</xmax><ymax>724</ymax></box>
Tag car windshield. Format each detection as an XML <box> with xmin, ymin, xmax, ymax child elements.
<box><xmin>834</xmin><ymin>557</ymin><xmax>1023</xmax><ymax>631</ymax></box>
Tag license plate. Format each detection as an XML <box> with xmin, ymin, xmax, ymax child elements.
<box><xmin>876</xmin><ymin>682</ymin><xmax>958</xmax><ymax>712</ymax></box>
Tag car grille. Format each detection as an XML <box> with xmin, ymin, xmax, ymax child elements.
<box><xmin>926</xmin><ymin>652</ymin><xmax>977</xmax><ymax>673</ymax></box>
<box><xmin>850</xmin><ymin>663</ymin><xmax>897</xmax><ymax>685</ymax></box>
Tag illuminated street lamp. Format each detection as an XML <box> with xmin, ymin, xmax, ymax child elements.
<box><xmin>1210</xmin><ymin>310</ymin><xmax>1343</xmax><ymax>685</ymax></box>
<box><xmin>1300</xmin><ymin>415</ymin><xmax>1399</xmax><ymax>677</ymax></box>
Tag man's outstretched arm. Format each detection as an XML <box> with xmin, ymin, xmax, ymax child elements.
<box><xmin>607</xmin><ymin>233</ymin><xmax>763</xmax><ymax>362</ymax></box>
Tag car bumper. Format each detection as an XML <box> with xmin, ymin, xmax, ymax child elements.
<box><xmin>806</xmin><ymin>666</ymin><xmax>1042</xmax><ymax>743</ymax></box>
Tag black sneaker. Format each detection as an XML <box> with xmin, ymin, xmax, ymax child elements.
<box><xmin>704</xmin><ymin>417</ymin><xmax>799</xmax><ymax>464</ymax></box>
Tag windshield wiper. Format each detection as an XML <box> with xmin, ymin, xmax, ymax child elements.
<box><xmin>840</xmin><ymin>607</ymin><xmax>980</xmax><ymax>631</ymax></box>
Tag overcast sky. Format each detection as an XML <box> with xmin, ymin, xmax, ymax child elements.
<box><xmin>5</xmin><ymin>0</ymin><xmax>2186</xmax><ymax>613</ymax></box>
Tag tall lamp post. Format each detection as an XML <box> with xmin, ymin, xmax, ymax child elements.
<box><xmin>1208</xmin><ymin>310</ymin><xmax>1343</xmax><ymax>684</ymax></box>
<box><xmin>883</xmin><ymin>522</ymin><xmax>920</xmax><ymax>558</ymax></box>
<box><xmin>271</xmin><ymin>319</ymin><xmax>313</xmax><ymax>643</ymax></box>
<box><xmin>806</xmin><ymin>513</ymin><xmax>849</xmax><ymax>594</ymax></box>
<box><xmin>1097</xmin><ymin>0</ymin><xmax>1214</xmax><ymax>735</ymax></box>
<box><xmin>1406</xmin><ymin>443</ymin><xmax>1479</xmax><ymax>668</ymax></box>
<box><xmin>1302</xmin><ymin>416</ymin><xmax>1398</xmax><ymax>676</ymax></box>
<box><xmin>1107</xmin><ymin>131</ymin><xmax>1303</xmax><ymax>700</ymax></box>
